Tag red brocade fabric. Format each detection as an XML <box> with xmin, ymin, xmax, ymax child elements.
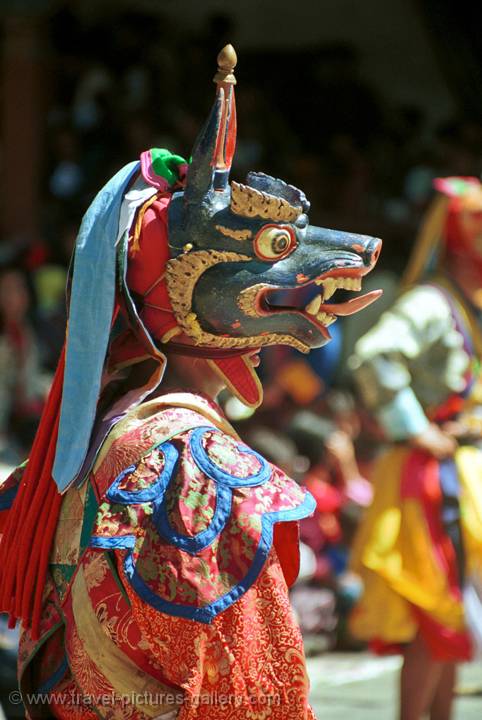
<box><xmin>123</xmin><ymin>550</ymin><xmax>316</xmax><ymax>720</ymax></box>
<box><xmin>400</xmin><ymin>451</ymin><xmax>472</xmax><ymax>661</ymax></box>
<box><xmin>90</xmin><ymin>414</ymin><xmax>313</xmax><ymax>616</ymax></box>
<box><xmin>17</xmin><ymin>399</ymin><xmax>316</xmax><ymax>719</ymax></box>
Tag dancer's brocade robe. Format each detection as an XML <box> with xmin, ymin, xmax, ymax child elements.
<box><xmin>1</xmin><ymin>393</ymin><xmax>317</xmax><ymax>719</ymax></box>
<box><xmin>349</xmin><ymin>281</ymin><xmax>482</xmax><ymax>660</ymax></box>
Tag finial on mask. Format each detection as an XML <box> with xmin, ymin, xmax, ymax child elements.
<box><xmin>213</xmin><ymin>44</ymin><xmax>237</xmax><ymax>85</ymax></box>
<box><xmin>184</xmin><ymin>44</ymin><xmax>238</xmax><ymax>202</ymax></box>
<box><xmin>213</xmin><ymin>45</ymin><xmax>237</xmax><ymax>188</ymax></box>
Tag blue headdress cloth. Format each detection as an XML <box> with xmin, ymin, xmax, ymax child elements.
<box><xmin>52</xmin><ymin>161</ymin><xmax>140</xmax><ymax>493</ymax></box>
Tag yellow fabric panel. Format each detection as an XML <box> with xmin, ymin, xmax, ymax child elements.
<box><xmin>349</xmin><ymin>566</ymin><xmax>416</xmax><ymax>643</ymax></box>
<box><xmin>70</xmin><ymin>559</ymin><xmax>179</xmax><ymax>717</ymax></box>
<box><xmin>350</xmin><ymin>447</ymin><xmax>407</xmax><ymax>572</ymax></box>
<box><xmin>51</xmin><ymin>482</ymin><xmax>87</xmax><ymax>565</ymax></box>
<box><xmin>350</xmin><ymin>446</ymin><xmax>477</xmax><ymax>643</ymax></box>
<box><xmin>457</xmin><ymin>446</ymin><xmax>482</xmax><ymax>575</ymax></box>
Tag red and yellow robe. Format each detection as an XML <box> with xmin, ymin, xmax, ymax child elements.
<box><xmin>3</xmin><ymin>393</ymin><xmax>316</xmax><ymax>719</ymax></box>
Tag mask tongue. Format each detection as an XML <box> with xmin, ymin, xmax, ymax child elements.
<box><xmin>209</xmin><ymin>355</ymin><xmax>263</xmax><ymax>408</ymax></box>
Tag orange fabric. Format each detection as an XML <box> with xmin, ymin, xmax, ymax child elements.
<box><xmin>121</xmin><ymin>548</ymin><xmax>316</xmax><ymax>720</ymax></box>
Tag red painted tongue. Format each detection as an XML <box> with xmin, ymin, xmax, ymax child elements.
<box><xmin>211</xmin><ymin>355</ymin><xmax>262</xmax><ymax>408</ymax></box>
<box><xmin>320</xmin><ymin>289</ymin><xmax>383</xmax><ymax>316</ymax></box>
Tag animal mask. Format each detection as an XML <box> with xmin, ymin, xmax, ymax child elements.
<box><xmin>129</xmin><ymin>45</ymin><xmax>382</xmax><ymax>406</ymax></box>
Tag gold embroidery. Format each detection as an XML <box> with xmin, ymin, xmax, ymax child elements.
<box><xmin>71</xmin><ymin>562</ymin><xmax>180</xmax><ymax>717</ymax></box>
<box><xmin>83</xmin><ymin>552</ymin><xmax>109</xmax><ymax>591</ymax></box>
<box><xmin>92</xmin><ymin>392</ymin><xmax>239</xmax><ymax>475</ymax></box>
<box><xmin>230</xmin><ymin>181</ymin><xmax>302</xmax><ymax>222</ymax></box>
<box><xmin>237</xmin><ymin>283</ymin><xmax>268</xmax><ymax>318</ymax></box>
<box><xmin>160</xmin><ymin>326</ymin><xmax>182</xmax><ymax>343</ymax></box>
<box><xmin>129</xmin><ymin>193</ymin><xmax>159</xmax><ymax>255</ymax></box>
<box><xmin>51</xmin><ymin>484</ymin><xmax>87</xmax><ymax>565</ymax></box>
<box><xmin>215</xmin><ymin>225</ymin><xmax>252</xmax><ymax>241</ymax></box>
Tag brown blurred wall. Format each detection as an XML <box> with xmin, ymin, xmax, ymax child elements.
<box><xmin>1</xmin><ymin>13</ymin><xmax>46</xmax><ymax>244</ymax></box>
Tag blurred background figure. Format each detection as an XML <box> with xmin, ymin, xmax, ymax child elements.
<box><xmin>348</xmin><ymin>178</ymin><xmax>482</xmax><ymax>720</ymax></box>
<box><xmin>0</xmin><ymin>266</ymin><xmax>47</xmax><ymax>465</ymax></box>
<box><xmin>1</xmin><ymin>0</ymin><xmax>482</xmax><ymax>718</ymax></box>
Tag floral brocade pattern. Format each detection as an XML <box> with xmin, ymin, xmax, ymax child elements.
<box><xmin>123</xmin><ymin>548</ymin><xmax>317</xmax><ymax>720</ymax></box>
<box><xmin>118</xmin><ymin>449</ymin><xmax>166</xmax><ymax>493</ymax></box>
<box><xmin>18</xmin><ymin>575</ymin><xmax>63</xmax><ymax>680</ymax></box>
<box><xmin>93</xmin><ymin>406</ymin><xmax>227</xmax><ymax>499</ymax></box>
<box><xmin>165</xmin><ymin>439</ymin><xmax>219</xmax><ymax>537</ymax></box>
<box><xmin>91</xmin><ymin>420</ymin><xmax>313</xmax><ymax>615</ymax></box>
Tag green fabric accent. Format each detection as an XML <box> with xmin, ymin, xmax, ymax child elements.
<box><xmin>150</xmin><ymin>148</ymin><xmax>188</xmax><ymax>186</ymax></box>
<box><xmin>50</xmin><ymin>563</ymin><xmax>76</xmax><ymax>603</ymax></box>
<box><xmin>447</xmin><ymin>178</ymin><xmax>475</xmax><ymax>197</ymax></box>
<box><xmin>79</xmin><ymin>481</ymin><xmax>99</xmax><ymax>554</ymax></box>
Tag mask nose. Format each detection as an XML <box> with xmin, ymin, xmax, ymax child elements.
<box><xmin>362</xmin><ymin>237</ymin><xmax>382</xmax><ymax>268</ymax></box>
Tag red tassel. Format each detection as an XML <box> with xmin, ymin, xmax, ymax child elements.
<box><xmin>0</xmin><ymin>346</ymin><xmax>65</xmax><ymax>635</ymax></box>
<box><xmin>17</xmin><ymin>413</ymin><xmax>60</xmax><ymax>620</ymax></box>
<box><xmin>0</xmin><ymin>306</ymin><xmax>120</xmax><ymax>635</ymax></box>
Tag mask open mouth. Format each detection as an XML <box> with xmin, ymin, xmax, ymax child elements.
<box><xmin>253</xmin><ymin>267</ymin><xmax>382</xmax><ymax>340</ymax></box>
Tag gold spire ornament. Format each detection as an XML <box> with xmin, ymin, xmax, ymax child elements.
<box><xmin>213</xmin><ymin>44</ymin><xmax>237</xmax><ymax>85</ymax></box>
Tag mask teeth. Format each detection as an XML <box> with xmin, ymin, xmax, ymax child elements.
<box><xmin>304</xmin><ymin>291</ymin><xmax>338</xmax><ymax>325</ymax></box>
<box><xmin>317</xmin><ymin>312</ymin><xmax>337</xmax><ymax>326</ymax></box>
<box><xmin>305</xmin><ymin>295</ymin><xmax>321</xmax><ymax>315</ymax></box>
<box><xmin>312</xmin><ymin>275</ymin><xmax>362</xmax><ymax>300</ymax></box>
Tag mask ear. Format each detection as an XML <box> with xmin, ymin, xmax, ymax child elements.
<box><xmin>184</xmin><ymin>88</ymin><xmax>224</xmax><ymax>204</ymax></box>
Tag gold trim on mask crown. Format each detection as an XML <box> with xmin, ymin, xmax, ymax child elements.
<box><xmin>230</xmin><ymin>181</ymin><xmax>302</xmax><ymax>223</ymax></box>
<box><xmin>215</xmin><ymin>225</ymin><xmax>252</xmax><ymax>241</ymax></box>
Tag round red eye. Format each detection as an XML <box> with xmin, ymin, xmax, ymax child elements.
<box><xmin>254</xmin><ymin>225</ymin><xmax>296</xmax><ymax>261</ymax></box>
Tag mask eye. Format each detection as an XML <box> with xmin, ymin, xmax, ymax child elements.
<box><xmin>254</xmin><ymin>225</ymin><xmax>296</xmax><ymax>261</ymax></box>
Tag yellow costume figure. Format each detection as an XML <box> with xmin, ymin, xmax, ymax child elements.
<box><xmin>349</xmin><ymin>177</ymin><xmax>482</xmax><ymax>720</ymax></box>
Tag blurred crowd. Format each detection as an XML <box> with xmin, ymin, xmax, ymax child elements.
<box><xmin>0</xmin><ymin>6</ymin><xmax>482</xmax><ymax>668</ymax></box>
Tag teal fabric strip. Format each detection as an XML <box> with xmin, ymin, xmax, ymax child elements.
<box><xmin>53</xmin><ymin>162</ymin><xmax>140</xmax><ymax>493</ymax></box>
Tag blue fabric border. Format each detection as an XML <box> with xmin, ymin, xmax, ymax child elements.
<box><xmin>36</xmin><ymin>655</ymin><xmax>69</xmax><ymax>695</ymax></box>
<box><xmin>189</xmin><ymin>426</ymin><xmax>271</xmax><ymax>487</ymax></box>
<box><xmin>99</xmin><ymin>429</ymin><xmax>272</xmax><ymax>555</ymax></box>
<box><xmin>106</xmin><ymin>442</ymin><xmax>179</xmax><ymax>504</ymax></box>
<box><xmin>89</xmin><ymin>427</ymin><xmax>316</xmax><ymax>621</ymax></box>
<box><xmin>123</xmin><ymin>490</ymin><xmax>316</xmax><ymax>623</ymax></box>
<box><xmin>154</xmin><ymin>483</ymin><xmax>233</xmax><ymax>554</ymax></box>
<box><xmin>90</xmin><ymin>535</ymin><xmax>136</xmax><ymax>550</ymax></box>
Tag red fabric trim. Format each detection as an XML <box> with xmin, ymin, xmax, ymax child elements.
<box><xmin>401</xmin><ymin>450</ymin><xmax>460</xmax><ymax>598</ymax></box>
<box><xmin>273</xmin><ymin>521</ymin><xmax>300</xmax><ymax>588</ymax></box>
<box><xmin>127</xmin><ymin>197</ymin><xmax>178</xmax><ymax>342</ymax></box>
<box><xmin>411</xmin><ymin>605</ymin><xmax>472</xmax><ymax>661</ymax></box>
<box><xmin>212</xmin><ymin>356</ymin><xmax>262</xmax><ymax>407</ymax></box>
<box><xmin>369</xmin><ymin>639</ymin><xmax>403</xmax><ymax>656</ymax></box>
<box><xmin>0</xmin><ymin>346</ymin><xmax>65</xmax><ymax>638</ymax></box>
